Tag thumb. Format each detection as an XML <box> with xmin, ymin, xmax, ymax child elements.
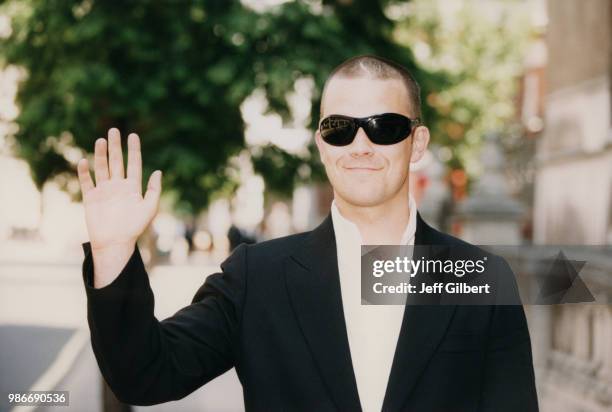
<box><xmin>144</xmin><ymin>170</ymin><xmax>162</xmax><ymax>217</ymax></box>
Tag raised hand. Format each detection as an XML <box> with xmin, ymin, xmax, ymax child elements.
<box><xmin>77</xmin><ymin>128</ymin><xmax>162</xmax><ymax>287</ymax></box>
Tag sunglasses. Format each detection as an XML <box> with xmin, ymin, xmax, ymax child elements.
<box><xmin>319</xmin><ymin>113</ymin><xmax>421</xmax><ymax>146</ymax></box>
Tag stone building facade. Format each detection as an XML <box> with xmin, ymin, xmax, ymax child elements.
<box><xmin>532</xmin><ymin>1</ymin><xmax>612</xmax><ymax>411</ymax></box>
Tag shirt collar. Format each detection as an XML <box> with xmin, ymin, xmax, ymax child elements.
<box><xmin>330</xmin><ymin>192</ymin><xmax>417</xmax><ymax>246</ymax></box>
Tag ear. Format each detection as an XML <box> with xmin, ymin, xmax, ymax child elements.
<box><xmin>410</xmin><ymin>126</ymin><xmax>430</xmax><ymax>164</ymax></box>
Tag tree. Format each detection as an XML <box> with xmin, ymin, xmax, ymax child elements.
<box><xmin>0</xmin><ymin>0</ymin><xmax>435</xmax><ymax>214</ymax></box>
<box><xmin>391</xmin><ymin>0</ymin><xmax>530</xmax><ymax>180</ymax></box>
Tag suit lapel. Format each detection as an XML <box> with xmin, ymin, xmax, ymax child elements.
<box><xmin>285</xmin><ymin>211</ymin><xmax>458</xmax><ymax>412</ymax></box>
<box><xmin>382</xmin><ymin>213</ymin><xmax>457</xmax><ymax>411</ymax></box>
<box><xmin>285</xmin><ymin>213</ymin><xmax>362</xmax><ymax>411</ymax></box>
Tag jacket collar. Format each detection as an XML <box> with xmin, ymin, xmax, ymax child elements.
<box><xmin>285</xmin><ymin>211</ymin><xmax>457</xmax><ymax>411</ymax></box>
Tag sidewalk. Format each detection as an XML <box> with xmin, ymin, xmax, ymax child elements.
<box><xmin>1</xmin><ymin>254</ymin><xmax>244</xmax><ymax>412</ymax></box>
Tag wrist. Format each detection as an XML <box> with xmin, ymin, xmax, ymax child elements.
<box><xmin>91</xmin><ymin>238</ymin><xmax>137</xmax><ymax>253</ymax></box>
<box><xmin>91</xmin><ymin>241</ymin><xmax>137</xmax><ymax>288</ymax></box>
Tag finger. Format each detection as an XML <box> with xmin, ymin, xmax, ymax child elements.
<box><xmin>144</xmin><ymin>170</ymin><xmax>162</xmax><ymax>216</ymax></box>
<box><xmin>127</xmin><ymin>133</ymin><xmax>142</xmax><ymax>192</ymax></box>
<box><xmin>77</xmin><ymin>158</ymin><xmax>95</xmax><ymax>196</ymax></box>
<box><xmin>108</xmin><ymin>127</ymin><xmax>125</xmax><ymax>179</ymax></box>
<box><xmin>94</xmin><ymin>137</ymin><xmax>110</xmax><ymax>184</ymax></box>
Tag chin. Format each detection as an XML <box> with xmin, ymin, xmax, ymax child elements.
<box><xmin>335</xmin><ymin>187</ymin><xmax>388</xmax><ymax>207</ymax></box>
<box><xmin>346</xmin><ymin>197</ymin><xmax>386</xmax><ymax>207</ymax></box>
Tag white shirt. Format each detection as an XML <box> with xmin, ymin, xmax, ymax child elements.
<box><xmin>330</xmin><ymin>193</ymin><xmax>417</xmax><ymax>412</ymax></box>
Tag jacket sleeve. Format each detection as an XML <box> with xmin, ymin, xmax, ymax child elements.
<box><xmin>81</xmin><ymin>241</ymin><xmax>248</xmax><ymax>406</ymax></box>
<box><xmin>479</xmin><ymin>256</ymin><xmax>539</xmax><ymax>412</ymax></box>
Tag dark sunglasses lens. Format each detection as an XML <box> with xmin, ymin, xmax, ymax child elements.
<box><xmin>320</xmin><ymin>116</ymin><xmax>356</xmax><ymax>146</ymax></box>
<box><xmin>367</xmin><ymin>114</ymin><xmax>412</xmax><ymax>144</ymax></box>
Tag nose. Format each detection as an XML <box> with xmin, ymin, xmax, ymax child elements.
<box><xmin>348</xmin><ymin>127</ymin><xmax>374</xmax><ymax>157</ymax></box>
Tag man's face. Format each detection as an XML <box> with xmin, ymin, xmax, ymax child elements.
<box><xmin>315</xmin><ymin>76</ymin><xmax>428</xmax><ymax>208</ymax></box>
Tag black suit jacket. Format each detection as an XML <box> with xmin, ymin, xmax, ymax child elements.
<box><xmin>82</xmin><ymin>212</ymin><xmax>538</xmax><ymax>411</ymax></box>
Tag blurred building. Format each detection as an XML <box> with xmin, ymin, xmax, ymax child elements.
<box><xmin>531</xmin><ymin>1</ymin><xmax>612</xmax><ymax>411</ymax></box>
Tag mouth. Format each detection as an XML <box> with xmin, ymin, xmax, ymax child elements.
<box><xmin>343</xmin><ymin>166</ymin><xmax>382</xmax><ymax>171</ymax></box>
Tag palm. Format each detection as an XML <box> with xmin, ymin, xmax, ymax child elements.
<box><xmin>84</xmin><ymin>179</ymin><xmax>148</xmax><ymax>247</ymax></box>
<box><xmin>77</xmin><ymin>128</ymin><xmax>162</xmax><ymax>251</ymax></box>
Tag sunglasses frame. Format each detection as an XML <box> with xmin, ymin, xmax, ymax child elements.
<box><xmin>319</xmin><ymin>112</ymin><xmax>422</xmax><ymax>146</ymax></box>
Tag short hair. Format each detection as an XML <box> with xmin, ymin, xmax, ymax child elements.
<box><xmin>320</xmin><ymin>54</ymin><xmax>422</xmax><ymax>119</ymax></box>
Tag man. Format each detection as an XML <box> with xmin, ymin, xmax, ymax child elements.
<box><xmin>78</xmin><ymin>55</ymin><xmax>538</xmax><ymax>411</ymax></box>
